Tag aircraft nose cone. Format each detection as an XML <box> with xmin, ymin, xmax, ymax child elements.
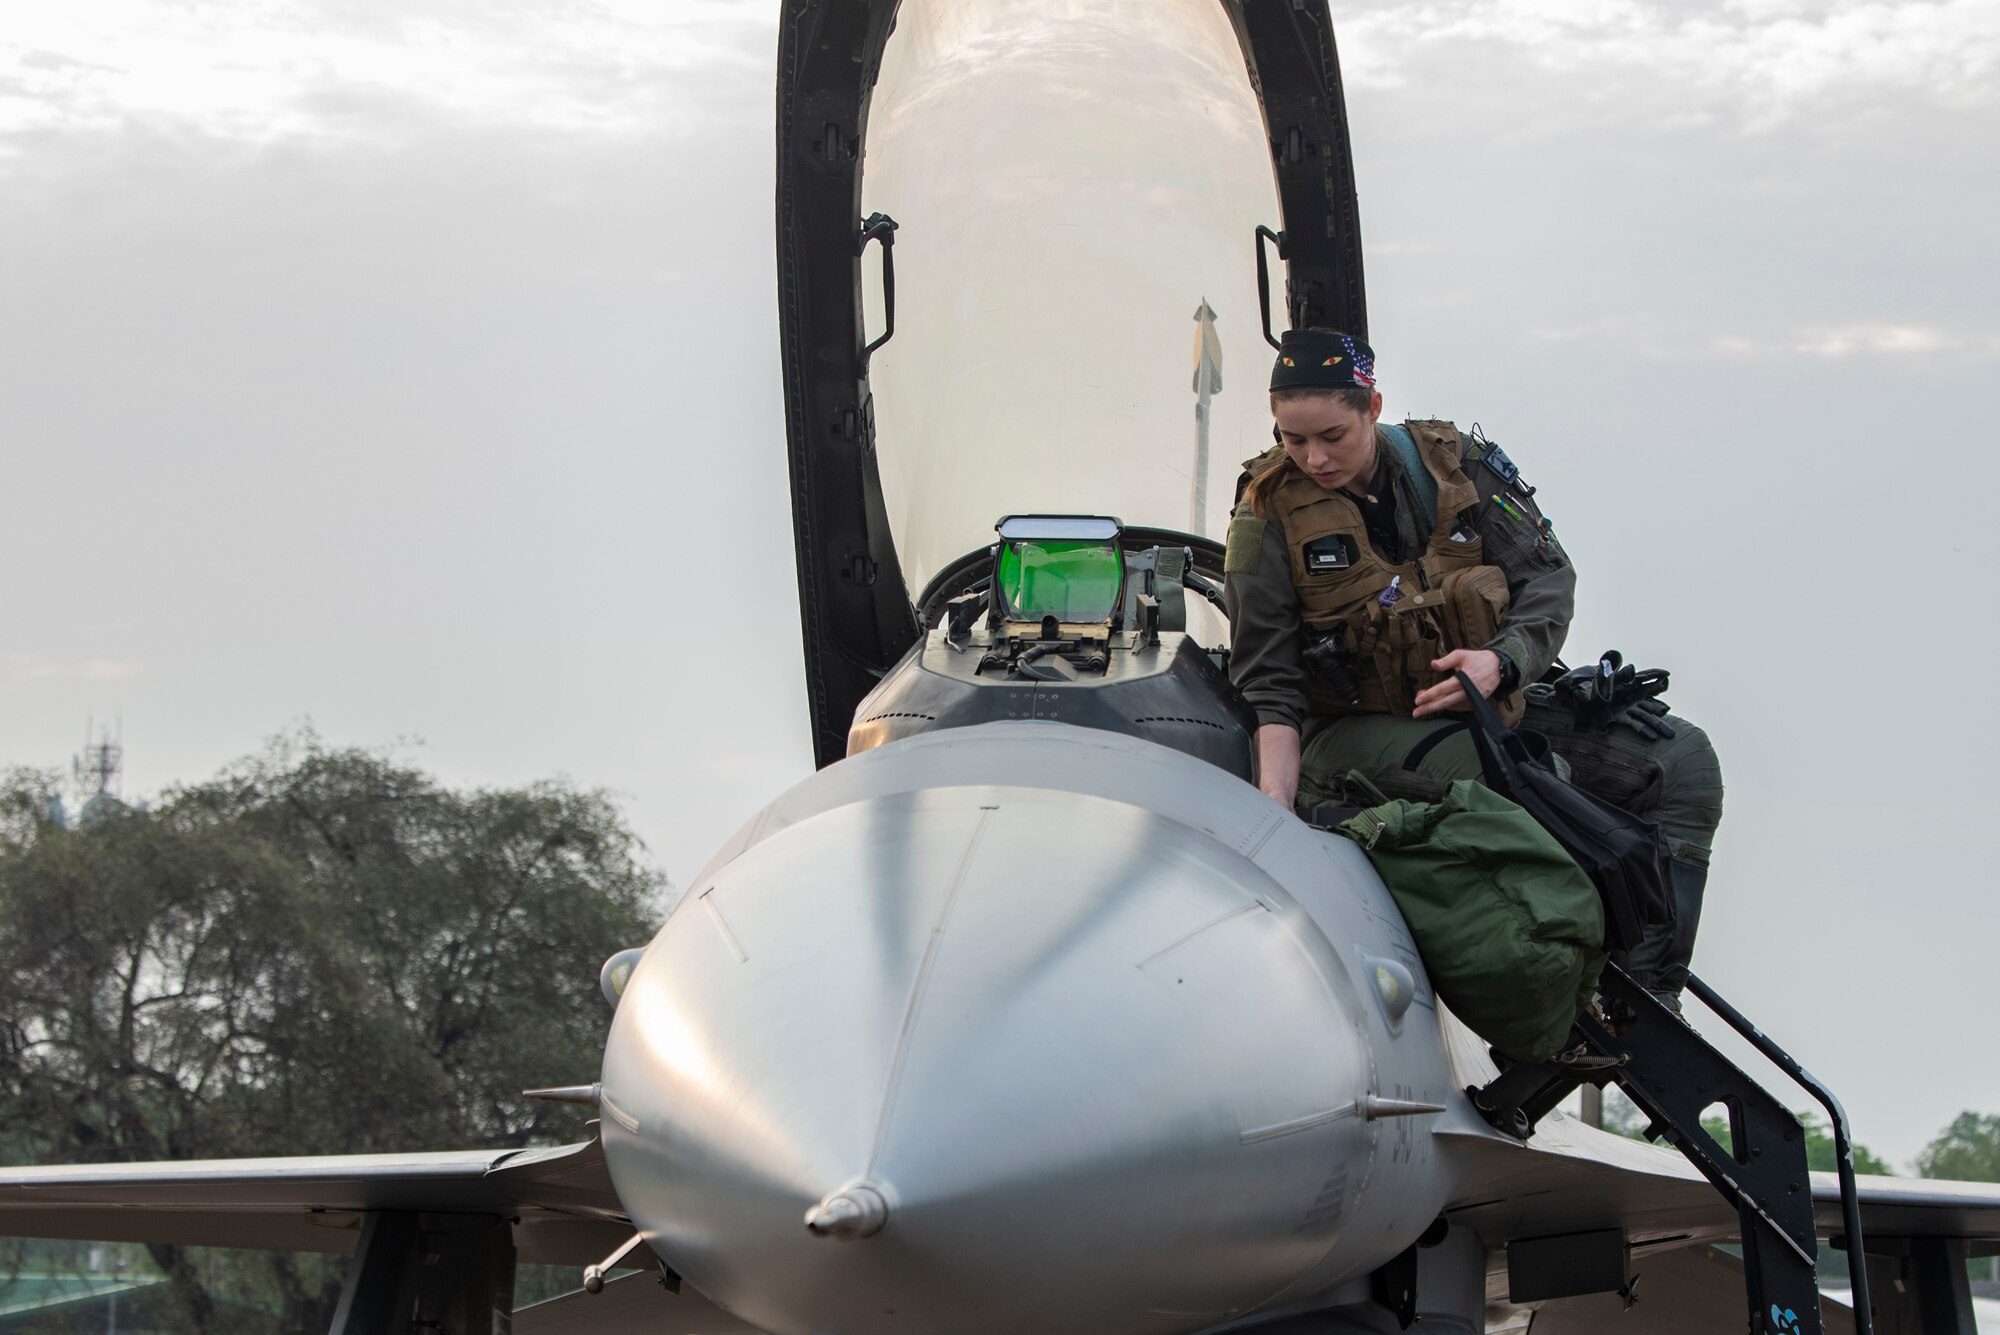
<box><xmin>599</xmin><ymin>786</ymin><xmax>1378</xmax><ymax>1335</ymax></box>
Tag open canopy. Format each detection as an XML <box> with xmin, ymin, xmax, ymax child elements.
<box><xmin>776</xmin><ymin>0</ymin><xmax>1368</xmax><ymax>766</ymax></box>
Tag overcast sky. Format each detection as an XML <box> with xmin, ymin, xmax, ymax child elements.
<box><xmin>3</xmin><ymin>0</ymin><xmax>1997</xmax><ymax>1169</ymax></box>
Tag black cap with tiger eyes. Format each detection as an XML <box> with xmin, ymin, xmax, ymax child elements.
<box><xmin>1269</xmin><ymin>329</ymin><xmax>1377</xmax><ymax>393</ymax></box>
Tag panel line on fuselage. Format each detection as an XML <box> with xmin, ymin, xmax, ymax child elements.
<box><xmin>1134</xmin><ymin>901</ymin><xmax>1269</xmax><ymax>972</ymax></box>
<box><xmin>866</xmin><ymin>803</ymin><xmax>1000</xmax><ymax>1177</ymax></box>
<box><xmin>1238</xmin><ymin>1103</ymin><xmax>1360</xmax><ymax>1146</ymax></box>
<box><xmin>701</xmin><ymin>890</ymin><xmax>749</xmax><ymax>964</ymax></box>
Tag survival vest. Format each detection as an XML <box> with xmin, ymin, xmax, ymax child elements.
<box><xmin>1264</xmin><ymin>419</ymin><xmax>1526</xmax><ymax>724</ymax></box>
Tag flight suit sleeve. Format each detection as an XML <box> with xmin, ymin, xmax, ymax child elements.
<box><xmin>1223</xmin><ymin>508</ymin><xmax>1308</xmax><ymax>732</ymax></box>
<box><xmin>1460</xmin><ymin>436</ymin><xmax>1575</xmax><ymax>685</ymax></box>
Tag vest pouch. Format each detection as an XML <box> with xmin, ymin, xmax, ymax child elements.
<box><xmin>1440</xmin><ymin>564</ymin><xmax>1510</xmax><ymax>645</ymax></box>
<box><xmin>1439</xmin><ymin>565</ymin><xmax>1526</xmax><ymax>725</ymax></box>
<box><xmin>1378</xmin><ymin>594</ymin><xmax>1450</xmax><ymax>715</ymax></box>
<box><xmin>1367</xmin><ymin>583</ymin><xmax>1527</xmax><ymax>723</ymax></box>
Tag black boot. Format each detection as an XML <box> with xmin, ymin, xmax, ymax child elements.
<box><xmin>1610</xmin><ymin>858</ymin><xmax>1707</xmax><ymax>1012</ymax></box>
<box><xmin>1650</xmin><ymin>858</ymin><xmax>1708</xmax><ymax>1006</ymax></box>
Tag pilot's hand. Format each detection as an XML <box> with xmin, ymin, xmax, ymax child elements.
<box><xmin>1254</xmin><ymin>723</ymin><xmax>1301</xmax><ymax>809</ymax></box>
<box><xmin>1412</xmin><ymin>649</ymin><xmax>1502</xmax><ymax>717</ymax></box>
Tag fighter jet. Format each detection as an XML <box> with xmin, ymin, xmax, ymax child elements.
<box><xmin>4</xmin><ymin>2</ymin><xmax>1999</xmax><ymax>1333</ymax></box>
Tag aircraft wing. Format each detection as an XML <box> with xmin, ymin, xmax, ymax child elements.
<box><xmin>1440</xmin><ymin>1114</ymin><xmax>1738</xmax><ymax>1254</ymax></box>
<box><xmin>1438</xmin><ymin>1014</ymin><xmax>2000</xmax><ymax>1267</ymax></box>
<box><xmin>7</xmin><ymin>1130</ymin><xmax>2000</xmax><ymax>1332</ymax></box>
<box><xmin>0</xmin><ymin>1138</ymin><xmax>632</xmax><ymax>1265</ymax></box>
<box><xmin>1819</xmin><ymin>1171</ymin><xmax>2000</xmax><ymax>1241</ymax></box>
<box><xmin>1434</xmin><ymin>1014</ymin><xmax>1737</xmax><ymax>1253</ymax></box>
<box><xmin>1443</xmin><ymin>1118</ymin><xmax>2000</xmax><ymax>1242</ymax></box>
<box><xmin>1444</xmin><ymin>1117</ymin><xmax>2000</xmax><ymax>1331</ymax></box>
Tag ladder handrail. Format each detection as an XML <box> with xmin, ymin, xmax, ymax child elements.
<box><xmin>1686</xmin><ymin>973</ymin><xmax>1874</xmax><ymax>1335</ymax></box>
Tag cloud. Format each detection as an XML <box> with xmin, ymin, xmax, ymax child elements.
<box><xmin>7</xmin><ymin>654</ymin><xmax>144</xmax><ymax>683</ymax></box>
<box><xmin>1340</xmin><ymin>0</ymin><xmax>2000</xmax><ymax>129</ymax></box>
<box><xmin>1722</xmin><ymin>324</ymin><xmax>2000</xmax><ymax>360</ymax></box>
<box><xmin>1527</xmin><ymin>318</ymin><xmax>2000</xmax><ymax>362</ymax></box>
<box><xmin>17</xmin><ymin>0</ymin><xmax>1988</xmax><ymax>154</ymax></box>
<box><xmin>0</xmin><ymin>0</ymin><xmax>776</xmax><ymax>151</ymax></box>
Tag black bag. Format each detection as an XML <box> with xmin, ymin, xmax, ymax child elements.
<box><xmin>1454</xmin><ymin>670</ymin><xmax>1674</xmax><ymax>953</ymax></box>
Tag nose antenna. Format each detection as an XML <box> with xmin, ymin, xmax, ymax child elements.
<box><xmin>804</xmin><ymin>1184</ymin><xmax>890</xmax><ymax>1241</ymax></box>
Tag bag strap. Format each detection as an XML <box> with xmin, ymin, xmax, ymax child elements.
<box><xmin>1400</xmin><ymin>721</ymin><xmax>1468</xmax><ymax>773</ymax></box>
<box><xmin>1457</xmin><ymin>669</ymin><xmax>1525</xmax><ymax>797</ymax></box>
<box><xmin>1379</xmin><ymin>423</ymin><xmax>1438</xmax><ymax>533</ymax></box>
<box><xmin>1298</xmin><ymin>803</ymin><xmax>1363</xmax><ymax>831</ymax></box>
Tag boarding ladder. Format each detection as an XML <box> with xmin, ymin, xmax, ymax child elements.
<box><xmin>1470</xmin><ymin>964</ymin><xmax>1879</xmax><ymax>1335</ymax></box>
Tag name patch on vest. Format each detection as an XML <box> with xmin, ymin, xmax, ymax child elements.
<box><xmin>1304</xmin><ymin>534</ymin><xmax>1359</xmax><ymax>574</ymax></box>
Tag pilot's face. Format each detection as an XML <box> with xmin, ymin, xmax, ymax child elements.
<box><xmin>1274</xmin><ymin>391</ymin><xmax>1383</xmax><ymax>493</ymax></box>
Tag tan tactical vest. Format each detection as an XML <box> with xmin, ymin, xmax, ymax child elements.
<box><xmin>1268</xmin><ymin>419</ymin><xmax>1525</xmax><ymax>724</ymax></box>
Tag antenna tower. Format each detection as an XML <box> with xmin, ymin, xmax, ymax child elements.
<box><xmin>73</xmin><ymin>717</ymin><xmax>123</xmax><ymax>800</ymax></box>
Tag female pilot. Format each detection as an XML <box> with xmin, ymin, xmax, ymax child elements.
<box><xmin>1222</xmin><ymin>328</ymin><xmax>1720</xmax><ymax>1008</ymax></box>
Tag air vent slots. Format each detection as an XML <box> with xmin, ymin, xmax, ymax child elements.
<box><xmin>1133</xmin><ymin>715</ymin><xmax>1227</xmax><ymax>732</ymax></box>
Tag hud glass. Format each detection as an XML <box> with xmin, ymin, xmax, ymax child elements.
<box><xmin>993</xmin><ymin>516</ymin><xmax>1124</xmax><ymax>625</ymax></box>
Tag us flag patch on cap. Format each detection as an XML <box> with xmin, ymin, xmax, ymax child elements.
<box><xmin>1340</xmin><ymin>334</ymin><xmax>1376</xmax><ymax>388</ymax></box>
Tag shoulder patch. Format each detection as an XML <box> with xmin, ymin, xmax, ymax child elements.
<box><xmin>1225</xmin><ymin>514</ymin><xmax>1267</xmax><ymax>574</ymax></box>
<box><xmin>1463</xmin><ymin>425</ymin><xmax>1521</xmax><ymax>487</ymax></box>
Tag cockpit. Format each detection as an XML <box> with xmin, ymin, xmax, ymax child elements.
<box><xmin>847</xmin><ymin>514</ymin><xmax>1254</xmax><ymax>777</ymax></box>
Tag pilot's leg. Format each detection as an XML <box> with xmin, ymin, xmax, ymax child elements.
<box><xmin>1523</xmin><ymin>697</ymin><xmax>1724</xmax><ymax>1006</ymax></box>
<box><xmin>1296</xmin><ymin>713</ymin><xmax>1483</xmax><ymax>807</ymax></box>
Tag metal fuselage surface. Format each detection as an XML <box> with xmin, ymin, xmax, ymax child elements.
<box><xmin>599</xmin><ymin>722</ymin><xmax>1458</xmax><ymax>1334</ymax></box>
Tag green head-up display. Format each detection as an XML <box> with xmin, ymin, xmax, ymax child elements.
<box><xmin>993</xmin><ymin>516</ymin><xmax>1124</xmax><ymax>626</ymax></box>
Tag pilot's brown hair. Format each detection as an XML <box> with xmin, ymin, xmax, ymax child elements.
<box><xmin>1243</xmin><ymin>385</ymin><xmax>1375</xmax><ymax>518</ymax></box>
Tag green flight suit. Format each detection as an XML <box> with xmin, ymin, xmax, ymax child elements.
<box><xmin>1224</xmin><ymin>422</ymin><xmax>1723</xmax><ymax>995</ymax></box>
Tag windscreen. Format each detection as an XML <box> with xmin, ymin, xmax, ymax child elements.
<box><xmin>861</xmin><ymin>0</ymin><xmax>1283</xmax><ymax>621</ymax></box>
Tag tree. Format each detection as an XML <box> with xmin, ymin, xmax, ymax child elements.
<box><xmin>1601</xmin><ymin>1089</ymin><xmax>1892</xmax><ymax>1283</ymax></box>
<box><xmin>1917</xmin><ymin>1112</ymin><xmax>2000</xmax><ymax>1183</ymax></box>
<box><xmin>1693</xmin><ymin>1111</ymin><xmax>1889</xmax><ymax>1176</ymax></box>
<box><xmin>0</xmin><ymin>733</ymin><xmax>663</xmax><ymax>1328</ymax></box>
<box><xmin>1918</xmin><ymin>1114</ymin><xmax>2000</xmax><ymax>1284</ymax></box>
<box><xmin>1797</xmin><ymin>1113</ymin><xmax>1890</xmax><ymax>1177</ymax></box>
<box><xmin>1602</xmin><ymin>1089</ymin><xmax>1888</xmax><ymax>1174</ymax></box>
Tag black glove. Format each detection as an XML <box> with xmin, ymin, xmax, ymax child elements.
<box><xmin>1606</xmin><ymin>696</ymin><xmax>1676</xmax><ymax>740</ymax></box>
<box><xmin>1554</xmin><ymin>651</ymin><xmax>1672</xmax><ymax>736</ymax></box>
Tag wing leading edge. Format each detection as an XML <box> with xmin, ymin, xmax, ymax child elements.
<box><xmin>0</xmin><ymin>1139</ymin><xmax>630</xmax><ymax>1265</ymax></box>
